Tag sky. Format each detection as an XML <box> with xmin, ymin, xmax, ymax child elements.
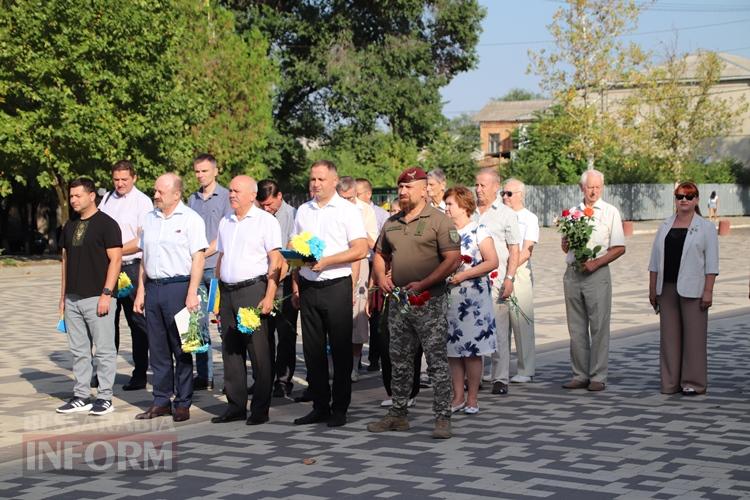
<box><xmin>440</xmin><ymin>0</ymin><xmax>750</xmax><ymax>118</ymax></box>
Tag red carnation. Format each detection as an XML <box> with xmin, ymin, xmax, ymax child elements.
<box><xmin>562</xmin><ymin>209</ymin><xmax>570</xmax><ymax>217</ymax></box>
<box><xmin>460</xmin><ymin>255</ymin><xmax>472</xmax><ymax>264</ymax></box>
<box><xmin>490</xmin><ymin>271</ymin><xmax>498</xmax><ymax>279</ymax></box>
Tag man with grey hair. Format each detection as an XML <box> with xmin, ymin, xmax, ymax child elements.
<box><xmin>337</xmin><ymin>176</ymin><xmax>378</xmax><ymax>382</ymax></box>
<box><xmin>501</xmin><ymin>178</ymin><xmax>539</xmax><ymax>383</ymax></box>
<box><xmin>474</xmin><ymin>167</ymin><xmax>520</xmax><ymax>396</ymax></box>
<box><xmin>561</xmin><ymin>169</ymin><xmax>625</xmax><ymax>392</ymax></box>
<box><xmin>427</xmin><ymin>169</ymin><xmax>447</xmax><ymax>213</ymax></box>
<box><xmin>134</xmin><ymin>173</ymin><xmax>208</xmax><ymax>422</ymax></box>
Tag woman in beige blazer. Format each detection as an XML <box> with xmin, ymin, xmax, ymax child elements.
<box><xmin>648</xmin><ymin>182</ymin><xmax>719</xmax><ymax>395</ymax></box>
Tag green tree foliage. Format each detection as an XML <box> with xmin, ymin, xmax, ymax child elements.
<box><xmin>494</xmin><ymin>88</ymin><xmax>546</xmax><ymax>101</ymax></box>
<box><xmin>0</xmin><ymin>0</ymin><xmax>275</xmax><ymax>223</ymax></box>
<box><xmin>224</xmin><ymin>0</ymin><xmax>485</xmax><ymax>188</ymax></box>
<box><xmin>528</xmin><ymin>0</ymin><xmax>648</xmax><ymax>168</ymax></box>
<box><xmin>420</xmin><ymin>113</ymin><xmax>480</xmax><ymax>186</ymax></box>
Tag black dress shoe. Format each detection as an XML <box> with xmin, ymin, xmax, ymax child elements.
<box><xmin>246</xmin><ymin>414</ymin><xmax>269</xmax><ymax>425</ymax></box>
<box><xmin>293</xmin><ymin>409</ymin><xmax>330</xmax><ymax>425</ymax></box>
<box><xmin>327</xmin><ymin>412</ymin><xmax>347</xmax><ymax>428</ymax></box>
<box><xmin>122</xmin><ymin>379</ymin><xmax>147</xmax><ymax>391</ymax></box>
<box><xmin>173</xmin><ymin>407</ymin><xmax>190</xmax><ymax>422</ymax></box>
<box><xmin>272</xmin><ymin>381</ymin><xmax>285</xmax><ymax>398</ymax></box>
<box><xmin>367</xmin><ymin>362</ymin><xmax>380</xmax><ymax>372</ymax></box>
<box><xmin>135</xmin><ymin>405</ymin><xmax>172</xmax><ymax>420</ymax></box>
<box><xmin>247</xmin><ymin>383</ymin><xmax>255</xmax><ymax>395</ymax></box>
<box><xmin>211</xmin><ymin>411</ymin><xmax>246</xmax><ymax>423</ymax></box>
<box><xmin>294</xmin><ymin>389</ymin><xmax>313</xmax><ymax>403</ymax></box>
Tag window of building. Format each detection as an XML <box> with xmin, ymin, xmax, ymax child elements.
<box><xmin>488</xmin><ymin>133</ymin><xmax>500</xmax><ymax>154</ymax></box>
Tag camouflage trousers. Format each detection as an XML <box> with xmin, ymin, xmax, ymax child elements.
<box><xmin>387</xmin><ymin>293</ymin><xmax>451</xmax><ymax>419</ymax></box>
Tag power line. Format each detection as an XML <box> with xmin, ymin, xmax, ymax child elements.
<box><xmin>478</xmin><ymin>18</ymin><xmax>750</xmax><ymax>48</ymax></box>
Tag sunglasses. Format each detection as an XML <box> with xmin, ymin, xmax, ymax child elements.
<box><xmin>501</xmin><ymin>191</ymin><xmax>515</xmax><ymax>197</ymax></box>
<box><xmin>675</xmin><ymin>194</ymin><xmax>696</xmax><ymax>201</ymax></box>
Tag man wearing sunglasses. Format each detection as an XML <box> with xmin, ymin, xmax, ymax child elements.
<box><xmin>501</xmin><ymin>179</ymin><xmax>539</xmax><ymax>384</ymax></box>
<box><xmin>561</xmin><ymin>169</ymin><xmax>626</xmax><ymax>392</ymax></box>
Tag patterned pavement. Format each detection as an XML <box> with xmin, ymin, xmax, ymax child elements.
<box><xmin>0</xmin><ymin>221</ymin><xmax>749</xmax><ymax>499</ymax></box>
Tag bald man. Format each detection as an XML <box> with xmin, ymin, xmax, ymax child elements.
<box><xmin>211</xmin><ymin>176</ymin><xmax>282</xmax><ymax>425</ymax></box>
<box><xmin>134</xmin><ymin>173</ymin><xmax>208</xmax><ymax>422</ymax></box>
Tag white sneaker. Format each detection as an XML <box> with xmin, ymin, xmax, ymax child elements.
<box><xmin>380</xmin><ymin>398</ymin><xmax>393</xmax><ymax>407</ymax></box>
<box><xmin>481</xmin><ymin>374</ymin><xmax>492</xmax><ymax>382</ymax></box>
<box><xmin>510</xmin><ymin>375</ymin><xmax>532</xmax><ymax>383</ymax></box>
<box><xmin>351</xmin><ymin>369</ymin><xmax>360</xmax><ymax>382</ymax></box>
<box><xmin>407</xmin><ymin>397</ymin><xmax>416</xmax><ymax>408</ymax></box>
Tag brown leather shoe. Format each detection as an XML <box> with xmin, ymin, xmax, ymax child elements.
<box><xmin>562</xmin><ymin>378</ymin><xmax>589</xmax><ymax>389</ymax></box>
<box><xmin>135</xmin><ymin>405</ymin><xmax>172</xmax><ymax>420</ymax></box>
<box><xmin>587</xmin><ymin>381</ymin><xmax>606</xmax><ymax>392</ymax></box>
<box><xmin>173</xmin><ymin>407</ymin><xmax>190</xmax><ymax>422</ymax></box>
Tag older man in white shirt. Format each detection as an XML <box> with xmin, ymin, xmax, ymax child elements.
<box><xmin>502</xmin><ymin>178</ymin><xmax>539</xmax><ymax>383</ymax></box>
<box><xmin>211</xmin><ymin>175</ymin><xmax>282</xmax><ymax>425</ymax></box>
<box><xmin>291</xmin><ymin>160</ymin><xmax>368</xmax><ymax>428</ymax></box>
<box><xmin>134</xmin><ymin>173</ymin><xmax>207</xmax><ymax>422</ymax></box>
<box><xmin>561</xmin><ymin>169</ymin><xmax>625</xmax><ymax>392</ymax></box>
<box><xmin>98</xmin><ymin>160</ymin><xmax>153</xmax><ymax>391</ymax></box>
<box><xmin>474</xmin><ymin>167</ymin><xmax>520</xmax><ymax>396</ymax></box>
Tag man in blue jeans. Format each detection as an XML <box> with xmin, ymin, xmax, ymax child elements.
<box><xmin>189</xmin><ymin>153</ymin><xmax>231</xmax><ymax>390</ymax></box>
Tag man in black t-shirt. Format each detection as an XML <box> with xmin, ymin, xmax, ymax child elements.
<box><xmin>57</xmin><ymin>178</ymin><xmax>122</xmax><ymax>416</ymax></box>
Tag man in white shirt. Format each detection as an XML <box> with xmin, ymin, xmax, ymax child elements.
<box><xmin>134</xmin><ymin>173</ymin><xmax>208</xmax><ymax>422</ymax></box>
<box><xmin>291</xmin><ymin>160</ymin><xmax>368</xmax><ymax>428</ymax></box>
<box><xmin>561</xmin><ymin>169</ymin><xmax>626</xmax><ymax>392</ymax></box>
<box><xmin>98</xmin><ymin>160</ymin><xmax>153</xmax><ymax>391</ymax></box>
<box><xmin>337</xmin><ymin>176</ymin><xmax>378</xmax><ymax>382</ymax></box>
<box><xmin>501</xmin><ymin>178</ymin><xmax>539</xmax><ymax>383</ymax></box>
<box><xmin>474</xmin><ymin>167</ymin><xmax>520</xmax><ymax>396</ymax></box>
<box><xmin>211</xmin><ymin>175</ymin><xmax>282</xmax><ymax>425</ymax></box>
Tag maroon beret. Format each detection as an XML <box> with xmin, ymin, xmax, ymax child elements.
<box><xmin>397</xmin><ymin>167</ymin><xmax>428</xmax><ymax>185</ymax></box>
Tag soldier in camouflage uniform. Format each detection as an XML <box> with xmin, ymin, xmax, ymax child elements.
<box><xmin>367</xmin><ymin>167</ymin><xmax>461</xmax><ymax>439</ymax></box>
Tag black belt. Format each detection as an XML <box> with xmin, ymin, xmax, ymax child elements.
<box><xmin>299</xmin><ymin>275</ymin><xmax>350</xmax><ymax>289</ymax></box>
<box><xmin>148</xmin><ymin>275</ymin><xmax>190</xmax><ymax>285</ymax></box>
<box><xmin>121</xmin><ymin>259</ymin><xmax>141</xmax><ymax>267</ymax></box>
<box><xmin>220</xmin><ymin>275</ymin><xmax>267</xmax><ymax>291</ymax></box>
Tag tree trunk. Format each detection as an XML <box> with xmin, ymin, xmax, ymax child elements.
<box><xmin>53</xmin><ymin>172</ymin><xmax>69</xmax><ymax>227</ymax></box>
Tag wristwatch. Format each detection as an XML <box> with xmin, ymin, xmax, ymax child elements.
<box><xmin>102</xmin><ymin>288</ymin><xmax>113</xmax><ymax>296</ymax></box>
<box><xmin>505</xmin><ymin>275</ymin><xmax>515</xmax><ymax>283</ymax></box>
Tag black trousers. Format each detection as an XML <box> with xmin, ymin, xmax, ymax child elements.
<box><xmin>299</xmin><ymin>276</ymin><xmax>353</xmax><ymax>414</ymax></box>
<box><xmin>220</xmin><ymin>281</ymin><xmax>273</xmax><ymax>417</ymax></box>
<box><xmin>269</xmin><ymin>276</ymin><xmax>299</xmax><ymax>382</ymax></box>
<box><xmin>379</xmin><ymin>301</ymin><xmax>421</xmax><ymax>399</ymax></box>
<box><xmin>116</xmin><ymin>260</ymin><xmax>149</xmax><ymax>381</ymax></box>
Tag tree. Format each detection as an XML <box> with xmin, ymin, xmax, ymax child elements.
<box><xmin>494</xmin><ymin>88</ymin><xmax>546</xmax><ymax>101</ymax></box>
<box><xmin>420</xmin><ymin>113</ymin><xmax>480</xmax><ymax>185</ymax></box>
<box><xmin>0</xmin><ymin>0</ymin><xmax>275</xmax><ymax>224</ymax></box>
<box><xmin>634</xmin><ymin>50</ymin><xmax>748</xmax><ymax>178</ymax></box>
<box><xmin>224</xmin><ymin>0</ymin><xmax>485</xmax><ymax>188</ymax></box>
<box><xmin>528</xmin><ymin>0</ymin><xmax>648</xmax><ymax>168</ymax></box>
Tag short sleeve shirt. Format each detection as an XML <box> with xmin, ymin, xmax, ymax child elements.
<box><xmin>140</xmin><ymin>201</ymin><xmax>209</xmax><ymax>279</ymax></box>
<box><xmin>565</xmin><ymin>199</ymin><xmax>626</xmax><ymax>265</ymax></box>
<box><xmin>473</xmin><ymin>198</ymin><xmax>521</xmax><ymax>281</ymax></box>
<box><xmin>515</xmin><ymin>207</ymin><xmax>540</xmax><ymax>268</ymax></box>
<box><xmin>217</xmin><ymin>205</ymin><xmax>283</xmax><ymax>283</ymax></box>
<box><xmin>98</xmin><ymin>187</ymin><xmax>153</xmax><ymax>263</ymax></box>
<box><xmin>376</xmin><ymin>204</ymin><xmax>460</xmax><ymax>297</ymax></box>
<box><xmin>294</xmin><ymin>193</ymin><xmax>367</xmax><ymax>281</ymax></box>
<box><xmin>189</xmin><ymin>184</ymin><xmax>231</xmax><ymax>269</ymax></box>
<box><xmin>61</xmin><ymin>211</ymin><xmax>122</xmax><ymax>298</ymax></box>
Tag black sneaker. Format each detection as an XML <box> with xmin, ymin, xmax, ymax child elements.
<box><xmin>56</xmin><ymin>397</ymin><xmax>92</xmax><ymax>414</ymax></box>
<box><xmin>492</xmin><ymin>381</ymin><xmax>509</xmax><ymax>395</ymax></box>
<box><xmin>89</xmin><ymin>399</ymin><xmax>114</xmax><ymax>416</ymax></box>
<box><xmin>272</xmin><ymin>381</ymin><xmax>285</xmax><ymax>398</ymax></box>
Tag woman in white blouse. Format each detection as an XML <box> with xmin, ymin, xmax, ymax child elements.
<box><xmin>648</xmin><ymin>181</ymin><xmax>719</xmax><ymax>395</ymax></box>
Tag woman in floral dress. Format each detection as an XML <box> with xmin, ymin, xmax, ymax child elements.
<box><xmin>444</xmin><ymin>186</ymin><xmax>498</xmax><ymax>414</ymax></box>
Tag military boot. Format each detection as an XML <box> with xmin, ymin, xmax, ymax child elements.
<box><xmin>432</xmin><ymin>417</ymin><xmax>451</xmax><ymax>439</ymax></box>
<box><xmin>366</xmin><ymin>415</ymin><xmax>410</xmax><ymax>433</ymax></box>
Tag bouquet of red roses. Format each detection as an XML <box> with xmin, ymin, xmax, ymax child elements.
<box><xmin>555</xmin><ymin>207</ymin><xmax>601</xmax><ymax>268</ymax></box>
